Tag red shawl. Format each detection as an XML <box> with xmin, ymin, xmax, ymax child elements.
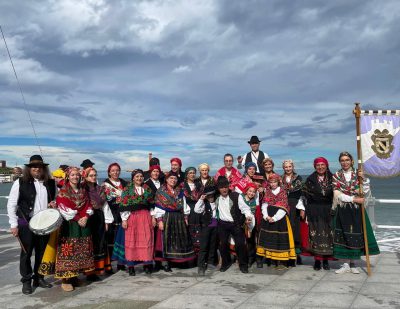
<box><xmin>214</xmin><ymin>167</ymin><xmax>242</xmax><ymax>190</ymax></box>
<box><xmin>57</xmin><ymin>183</ymin><xmax>92</xmax><ymax>221</ymax></box>
<box><xmin>263</xmin><ymin>186</ymin><xmax>289</xmax><ymax>214</ymax></box>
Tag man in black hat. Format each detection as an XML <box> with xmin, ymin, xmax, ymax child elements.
<box><xmin>7</xmin><ymin>155</ymin><xmax>56</xmax><ymax>294</ymax></box>
<box><xmin>237</xmin><ymin>135</ymin><xmax>268</xmax><ymax>175</ymax></box>
<box><xmin>213</xmin><ymin>176</ymin><xmax>253</xmax><ymax>274</ymax></box>
<box><xmin>80</xmin><ymin>159</ymin><xmax>95</xmax><ymax>169</ymax></box>
<box><xmin>194</xmin><ymin>185</ymin><xmax>217</xmax><ymax>275</ymax></box>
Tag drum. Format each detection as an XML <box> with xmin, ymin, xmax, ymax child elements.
<box><xmin>29</xmin><ymin>209</ymin><xmax>63</xmax><ymax>235</ymax></box>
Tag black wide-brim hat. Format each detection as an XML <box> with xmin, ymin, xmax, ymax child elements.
<box><xmin>248</xmin><ymin>136</ymin><xmax>261</xmax><ymax>144</ymax></box>
<box><xmin>25</xmin><ymin>155</ymin><xmax>49</xmax><ymax>167</ymax></box>
<box><xmin>80</xmin><ymin>159</ymin><xmax>95</xmax><ymax>168</ymax></box>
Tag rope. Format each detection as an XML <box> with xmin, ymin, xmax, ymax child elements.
<box><xmin>0</xmin><ymin>25</ymin><xmax>43</xmax><ymax>157</ymax></box>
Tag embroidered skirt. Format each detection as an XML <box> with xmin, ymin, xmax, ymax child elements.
<box><xmin>333</xmin><ymin>203</ymin><xmax>380</xmax><ymax>259</ymax></box>
<box><xmin>157</xmin><ymin>211</ymin><xmax>195</xmax><ymax>262</ymax></box>
<box><xmin>124</xmin><ymin>209</ymin><xmax>154</xmax><ymax>265</ymax></box>
<box><xmin>54</xmin><ymin>220</ymin><xmax>94</xmax><ymax>279</ymax></box>
<box><xmin>256</xmin><ymin>206</ymin><xmax>296</xmax><ymax>262</ymax></box>
<box><xmin>188</xmin><ymin>210</ymin><xmax>202</xmax><ymax>255</ymax></box>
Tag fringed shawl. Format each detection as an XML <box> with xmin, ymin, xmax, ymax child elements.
<box><xmin>119</xmin><ymin>183</ymin><xmax>154</xmax><ymax>212</ymax></box>
<box><xmin>263</xmin><ymin>186</ymin><xmax>289</xmax><ymax>214</ymax></box>
<box><xmin>155</xmin><ymin>185</ymin><xmax>184</xmax><ymax>212</ymax></box>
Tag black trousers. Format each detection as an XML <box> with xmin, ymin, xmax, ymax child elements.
<box><xmin>197</xmin><ymin>225</ymin><xmax>217</xmax><ymax>268</ymax></box>
<box><xmin>247</xmin><ymin>228</ymin><xmax>258</xmax><ymax>262</ymax></box>
<box><xmin>18</xmin><ymin>224</ymin><xmax>49</xmax><ymax>283</ymax></box>
<box><xmin>218</xmin><ymin>220</ymin><xmax>248</xmax><ymax>269</ymax></box>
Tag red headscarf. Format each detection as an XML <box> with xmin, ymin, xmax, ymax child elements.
<box><xmin>313</xmin><ymin>157</ymin><xmax>329</xmax><ymax>168</ymax></box>
<box><xmin>149</xmin><ymin>165</ymin><xmax>161</xmax><ymax>172</ymax></box>
<box><xmin>170</xmin><ymin>157</ymin><xmax>182</xmax><ymax>167</ymax></box>
<box><xmin>244</xmin><ymin>182</ymin><xmax>257</xmax><ymax>192</ymax></box>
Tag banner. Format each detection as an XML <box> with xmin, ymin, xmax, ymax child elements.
<box><xmin>360</xmin><ymin>113</ymin><xmax>400</xmax><ymax>177</ymax></box>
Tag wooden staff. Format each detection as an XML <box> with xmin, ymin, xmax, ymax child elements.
<box><xmin>353</xmin><ymin>102</ymin><xmax>371</xmax><ymax>276</ymax></box>
<box><xmin>16</xmin><ymin>235</ymin><xmax>27</xmax><ymax>254</ymax></box>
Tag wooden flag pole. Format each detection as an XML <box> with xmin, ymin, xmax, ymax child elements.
<box><xmin>353</xmin><ymin>102</ymin><xmax>372</xmax><ymax>276</ymax></box>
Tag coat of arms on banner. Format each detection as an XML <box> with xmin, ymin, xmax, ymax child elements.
<box><xmin>371</xmin><ymin>129</ymin><xmax>394</xmax><ymax>159</ymax></box>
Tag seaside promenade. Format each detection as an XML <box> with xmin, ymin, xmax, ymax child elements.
<box><xmin>0</xmin><ymin>231</ymin><xmax>399</xmax><ymax>309</ymax></box>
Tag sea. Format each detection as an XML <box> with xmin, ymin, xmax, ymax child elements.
<box><xmin>1</xmin><ymin>177</ymin><xmax>399</xmax><ymax>252</ymax></box>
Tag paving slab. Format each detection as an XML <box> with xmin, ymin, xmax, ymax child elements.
<box><xmin>150</xmin><ymin>293</ymin><xmax>248</xmax><ymax>308</ymax></box>
<box><xmin>311</xmin><ymin>280</ymin><xmax>364</xmax><ymax>294</ymax></box>
<box><xmin>351</xmin><ymin>294</ymin><xmax>400</xmax><ymax>309</ymax></box>
<box><xmin>359</xmin><ymin>282</ymin><xmax>400</xmax><ymax>297</ymax></box>
<box><xmin>265</xmin><ymin>279</ymin><xmax>316</xmax><ymax>293</ymax></box>
<box><xmin>244</xmin><ymin>289</ymin><xmax>306</xmax><ymax>307</ymax></box>
<box><xmin>297</xmin><ymin>292</ymin><xmax>358</xmax><ymax>308</ymax></box>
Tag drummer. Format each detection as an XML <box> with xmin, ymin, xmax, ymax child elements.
<box><xmin>6</xmin><ymin>155</ymin><xmax>56</xmax><ymax>295</ymax></box>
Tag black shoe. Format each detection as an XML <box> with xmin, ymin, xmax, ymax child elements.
<box><xmin>22</xmin><ymin>281</ymin><xmax>32</xmax><ymax>295</ymax></box>
<box><xmin>248</xmin><ymin>257</ymin><xmax>255</xmax><ymax>268</ymax></box>
<box><xmin>256</xmin><ymin>261</ymin><xmax>263</xmax><ymax>268</ymax></box>
<box><xmin>33</xmin><ymin>277</ymin><xmax>52</xmax><ymax>288</ymax></box>
<box><xmin>323</xmin><ymin>260</ymin><xmax>330</xmax><ymax>270</ymax></box>
<box><xmin>240</xmin><ymin>266</ymin><xmax>249</xmax><ymax>274</ymax></box>
<box><xmin>197</xmin><ymin>267</ymin><xmax>205</xmax><ymax>276</ymax></box>
<box><xmin>144</xmin><ymin>265</ymin><xmax>152</xmax><ymax>275</ymax></box>
<box><xmin>163</xmin><ymin>264</ymin><xmax>172</xmax><ymax>273</ymax></box>
<box><xmin>313</xmin><ymin>260</ymin><xmax>321</xmax><ymax>271</ymax></box>
<box><xmin>220</xmin><ymin>263</ymin><xmax>232</xmax><ymax>272</ymax></box>
<box><xmin>296</xmin><ymin>255</ymin><xmax>303</xmax><ymax>265</ymax></box>
<box><xmin>86</xmin><ymin>274</ymin><xmax>101</xmax><ymax>282</ymax></box>
<box><xmin>105</xmin><ymin>268</ymin><xmax>114</xmax><ymax>275</ymax></box>
<box><xmin>128</xmin><ymin>267</ymin><xmax>136</xmax><ymax>276</ymax></box>
<box><xmin>117</xmin><ymin>265</ymin><xmax>126</xmax><ymax>271</ymax></box>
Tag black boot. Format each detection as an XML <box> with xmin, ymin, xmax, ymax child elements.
<box><xmin>240</xmin><ymin>266</ymin><xmax>249</xmax><ymax>274</ymax></box>
<box><xmin>128</xmin><ymin>267</ymin><xmax>136</xmax><ymax>276</ymax></box>
<box><xmin>197</xmin><ymin>266</ymin><xmax>205</xmax><ymax>276</ymax></box>
<box><xmin>117</xmin><ymin>264</ymin><xmax>126</xmax><ymax>271</ymax></box>
<box><xmin>22</xmin><ymin>281</ymin><xmax>32</xmax><ymax>295</ymax></box>
<box><xmin>323</xmin><ymin>260</ymin><xmax>330</xmax><ymax>270</ymax></box>
<box><xmin>313</xmin><ymin>260</ymin><xmax>321</xmax><ymax>271</ymax></box>
<box><xmin>86</xmin><ymin>274</ymin><xmax>101</xmax><ymax>282</ymax></box>
<box><xmin>296</xmin><ymin>255</ymin><xmax>303</xmax><ymax>265</ymax></box>
<box><xmin>144</xmin><ymin>265</ymin><xmax>153</xmax><ymax>275</ymax></box>
<box><xmin>33</xmin><ymin>277</ymin><xmax>52</xmax><ymax>288</ymax></box>
<box><xmin>248</xmin><ymin>257</ymin><xmax>255</xmax><ymax>268</ymax></box>
<box><xmin>154</xmin><ymin>261</ymin><xmax>162</xmax><ymax>272</ymax></box>
<box><xmin>163</xmin><ymin>263</ymin><xmax>172</xmax><ymax>273</ymax></box>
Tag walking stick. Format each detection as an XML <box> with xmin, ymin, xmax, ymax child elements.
<box><xmin>16</xmin><ymin>235</ymin><xmax>27</xmax><ymax>254</ymax></box>
<box><xmin>353</xmin><ymin>103</ymin><xmax>372</xmax><ymax>276</ymax></box>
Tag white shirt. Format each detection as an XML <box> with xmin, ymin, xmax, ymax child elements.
<box><xmin>194</xmin><ymin>199</ymin><xmax>217</xmax><ymax>219</ymax></box>
<box><xmin>217</xmin><ymin>194</ymin><xmax>253</xmax><ymax>222</ymax></box>
<box><xmin>261</xmin><ymin>187</ymin><xmax>286</xmax><ymax>222</ymax></box>
<box><xmin>7</xmin><ymin>179</ymin><xmax>54</xmax><ymax>228</ymax></box>
<box><xmin>151</xmin><ymin>179</ymin><xmax>161</xmax><ymax>189</ymax></box>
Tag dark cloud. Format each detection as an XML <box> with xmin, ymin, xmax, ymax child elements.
<box><xmin>311</xmin><ymin>113</ymin><xmax>338</xmax><ymax>122</ymax></box>
<box><xmin>242</xmin><ymin>120</ymin><xmax>257</xmax><ymax>129</ymax></box>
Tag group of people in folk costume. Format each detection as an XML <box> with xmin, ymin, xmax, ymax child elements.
<box><xmin>7</xmin><ymin>136</ymin><xmax>380</xmax><ymax>294</ymax></box>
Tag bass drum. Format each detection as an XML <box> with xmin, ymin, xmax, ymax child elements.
<box><xmin>29</xmin><ymin>209</ymin><xmax>63</xmax><ymax>235</ymax></box>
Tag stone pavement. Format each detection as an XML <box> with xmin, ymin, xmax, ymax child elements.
<box><xmin>1</xmin><ymin>232</ymin><xmax>399</xmax><ymax>309</ymax></box>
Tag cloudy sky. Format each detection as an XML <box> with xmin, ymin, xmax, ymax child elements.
<box><xmin>0</xmin><ymin>0</ymin><xmax>399</xmax><ymax>176</ymax></box>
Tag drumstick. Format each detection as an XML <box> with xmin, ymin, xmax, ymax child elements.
<box><xmin>16</xmin><ymin>235</ymin><xmax>27</xmax><ymax>254</ymax></box>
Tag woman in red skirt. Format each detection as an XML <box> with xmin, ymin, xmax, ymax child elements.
<box><xmin>119</xmin><ymin>169</ymin><xmax>155</xmax><ymax>276</ymax></box>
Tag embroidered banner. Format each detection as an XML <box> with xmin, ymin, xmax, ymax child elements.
<box><xmin>360</xmin><ymin>113</ymin><xmax>400</xmax><ymax>177</ymax></box>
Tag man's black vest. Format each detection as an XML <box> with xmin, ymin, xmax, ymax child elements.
<box><xmin>245</xmin><ymin>151</ymin><xmax>266</xmax><ymax>175</ymax></box>
<box><xmin>17</xmin><ymin>178</ymin><xmax>56</xmax><ymax>220</ymax></box>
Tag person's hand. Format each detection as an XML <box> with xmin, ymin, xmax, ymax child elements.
<box><xmin>300</xmin><ymin>210</ymin><xmax>305</xmax><ymax>220</ymax></box>
<box><xmin>10</xmin><ymin>227</ymin><xmax>18</xmax><ymax>237</ymax></box>
<box><xmin>48</xmin><ymin>201</ymin><xmax>56</xmax><ymax>208</ymax></box>
<box><xmin>158</xmin><ymin>221</ymin><xmax>164</xmax><ymax>231</ymax></box>
<box><xmin>78</xmin><ymin>217</ymin><xmax>88</xmax><ymax>227</ymax></box>
<box><xmin>184</xmin><ymin>216</ymin><xmax>189</xmax><ymax>226</ymax></box>
<box><xmin>246</xmin><ymin>216</ymin><xmax>252</xmax><ymax>224</ymax></box>
<box><xmin>105</xmin><ymin>223</ymin><xmax>109</xmax><ymax>231</ymax></box>
<box><xmin>122</xmin><ymin>220</ymin><xmax>128</xmax><ymax>229</ymax></box>
<box><xmin>152</xmin><ymin>217</ymin><xmax>157</xmax><ymax>227</ymax></box>
<box><xmin>237</xmin><ymin>156</ymin><xmax>243</xmax><ymax>164</ymax></box>
<box><xmin>257</xmin><ymin>187</ymin><xmax>264</xmax><ymax>193</ymax></box>
<box><xmin>354</xmin><ymin>197</ymin><xmax>365</xmax><ymax>204</ymax></box>
<box><xmin>268</xmin><ymin>217</ymin><xmax>275</xmax><ymax>223</ymax></box>
<box><xmin>200</xmin><ymin>194</ymin><xmax>206</xmax><ymax>201</ymax></box>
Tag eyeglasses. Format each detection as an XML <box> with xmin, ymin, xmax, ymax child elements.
<box><xmin>88</xmin><ymin>174</ymin><xmax>97</xmax><ymax>177</ymax></box>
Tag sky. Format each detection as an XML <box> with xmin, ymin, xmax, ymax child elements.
<box><xmin>0</xmin><ymin>0</ymin><xmax>400</xmax><ymax>177</ymax></box>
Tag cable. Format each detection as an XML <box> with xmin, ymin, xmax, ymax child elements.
<box><xmin>0</xmin><ymin>25</ymin><xmax>43</xmax><ymax>157</ymax></box>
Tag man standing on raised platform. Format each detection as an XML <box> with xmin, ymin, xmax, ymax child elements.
<box><xmin>237</xmin><ymin>136</ymin><xmax>268</xmax><ymax>175</ymax></box>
